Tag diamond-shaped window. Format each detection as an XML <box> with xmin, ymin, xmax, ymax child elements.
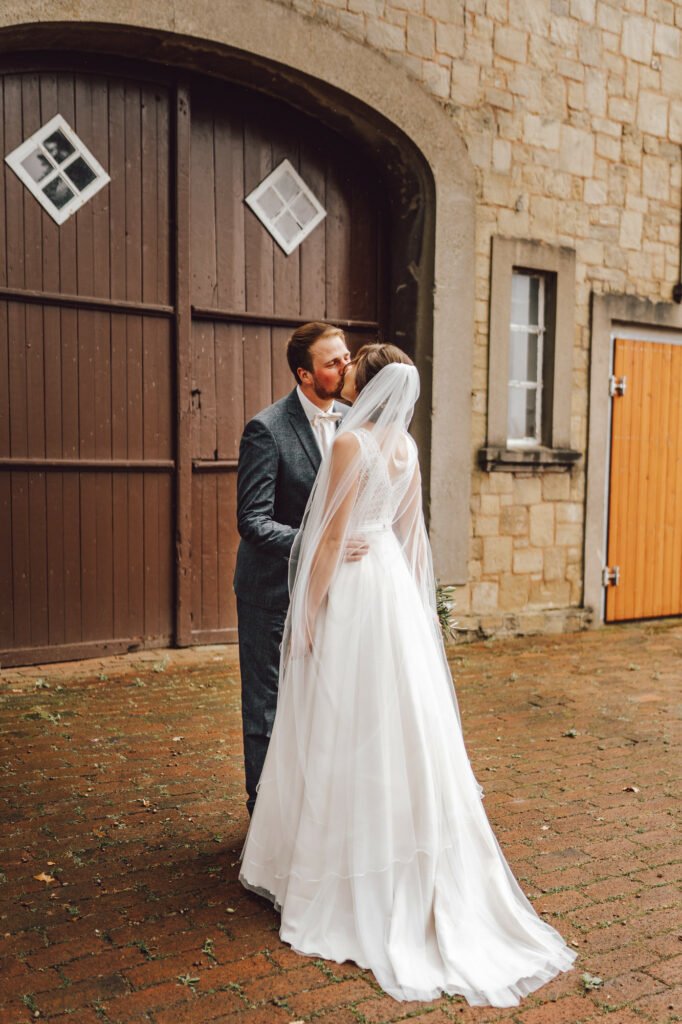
<box><xmin>245</xmin><ymin>159</ymin><xmax>326</xmax><ymax>255</ymax></box>
<box><xmin>5</xmin><ymin>114</ymin><xmax>110</xmax><ymax>226</ymax></box>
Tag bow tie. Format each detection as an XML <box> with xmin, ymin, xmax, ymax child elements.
<box><xmin>311</xmin><ymin>411</ymin><xmax>342</xmax><ymax>428</ymax></box>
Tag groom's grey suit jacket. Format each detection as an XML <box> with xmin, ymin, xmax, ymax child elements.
<box><xmin>234</xmin><ymin>388</ymin><xmax>347</xmax><ymax>611</ymax></box>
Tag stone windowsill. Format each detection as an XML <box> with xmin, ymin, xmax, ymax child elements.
<box><xmin>478</xmin><ymin>445</ymin><xmax>582</xmax><ymax>473</ymax></box>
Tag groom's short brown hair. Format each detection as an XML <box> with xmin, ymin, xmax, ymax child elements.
<box><xmin>286</xmin><ymin>322</ymin><xmax>344</xmax><ymax>382</ymax></box>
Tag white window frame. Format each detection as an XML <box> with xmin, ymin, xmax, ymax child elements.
<box><xmin>507</xmin><ymin>271</ymin><xmax>546</xmax><ymax>448</ymax></box>
<box><xmin>4</xmin><ymin>113</ymin><xmax>110</xmax><ymax>226</ymax></box>
<box><xmin>245</xmin><ymin>158</ymin><xmax>326</xmax><ymax>256</ymax></box>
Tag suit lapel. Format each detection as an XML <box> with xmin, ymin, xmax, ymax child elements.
<box><xmin>286</xmin><ymin>390</ymin><xmax>322</xmax><ymax>473</ymax></box>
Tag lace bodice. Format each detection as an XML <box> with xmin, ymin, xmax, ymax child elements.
<box><xmin>349</xmin><ymin>427</ymin><xmax>416</xmax><ymax>532</ymax></box>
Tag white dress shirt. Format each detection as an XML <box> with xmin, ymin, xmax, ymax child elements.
<box><xmin>296</xmin><ymin>386</ymin><xmax>341</xmax><ymax>458</ymax></box>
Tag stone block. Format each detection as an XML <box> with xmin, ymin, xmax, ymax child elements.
<box><xmin>436</xmin><ymin>21</ymin><xmax>464</xmax><ymax>58</ymax></box>
<box><xmin>622</xmin><ymin>15</ymin><xmax>654</xmax><ymax>63</ymax></box>
<box><xmin>523</xmin><ymin>113</ymin><xmax>560</xmax><ymax>149</ymax></box>
<box><xmin>426</xmin><ymin>0</ymin><xmax>464</xmax><ymax>19</ymax></box>
<box><xmin>555</xmin><ymin>523</ymin><xmax>583</xmax><ymax>545</ymax></box>
<box><xmin>567</xmin><ymin>81</ymin><xmax>584</xmax><ymax>110</ymax></box>
<box><xmin>608</xmin><ymin>96</ymin><xmax>635</xmax><ymax>122</ymax></box>
<box><xmin>596</xmin><ymin>134</ymin><xmax>621</xmax><ymax>161</ymax></box>
<box><xmin>637</xmin><ymin>91</ymin><xmax>669</xmax><ymax>137</ymax></box>
<box><xmin>407</xmin><ymin>14</ymin><xmax>436</xmax><ymax>57</ymax></box>
<box><xmin>597</xmin><ymin>3</ymin><xmax>622</xmax><ymax>33</ymax></box>
<box><xmin>529</xmin><ymin>503</ymin><xmax>555</xmax><ymax>547</ymax></box>
<box><xmin>472</xmin><ymin>581</ymin><xmax>499</xmax><ymax>613</ymax></box>
<box><xmin>486</xmin><ymin>0</ymin><xmax>507</xmax><ymax>19</ymax></box>
<box><xmin>500</xmin><ymin>505</ymin><xmax>529</xmax><ymax>537</ymax></box>
<box><xmin>654</xmin><ymin>22</ymin><xmax>680</xmax><ymax>57</ymax></box>
<box><xmin>513</xmin><ymin>547</ymin><xmax>544</xmax><ymax>574</ymax></box>
<box><xmin>366</xmin><ymin>19</ymin><xmax>406</xmax><ymax>52</ymax></box>
<box><xmin>570</xmin><ymin>0</ymin><xmax>596</xmax><ymax>21</ymax></box>
<box><xmin>559</xmin><ymin>125</ymin><xmax>595</xmax><ymax>176</ymax></box>
<box><xmin>542</xmin><ymin>474</ymin><xmax>570</xmax><ymax>501</ymax></box>
<box><xmin>488</xmin><ymin>472</ymin><xmax>514</xmax><ymax>494</ymax></box>
<box><xmin>450</xmin><ymin>62</ymin><xmax>482</xmax><ymax>104</ymax></box>
<box><xmin>348</xmin><ymin>0</ymin><xmax>384</xmax><ymax>13</ymax></box>
<box><xmin>513</xmin><ymin>476</ymin><xmax>542</xmax><ymax>505</ymax></box>
<box><xmin>494</xmin><ymin>25</ymin><xmax>528</xmax><ymax>62</ymax></box>
<box><xmin>480</xmin><ymin>494</ymin><xmax>500</xmax><ymax>516</ymax></box>
<box><xmin>578</xmin><ymin>26</ymin><xmax>602</xmax><ymax>66</ymax></box>
<box><xmin>475</xmin><ymin>515</ymin><xmax>500</xmax><ymax>537</ymax></box>
<box><xmin>661</xmin><ymin>55</ymin><xmax>682</xmax><ymax>99</ymax></box>
<box><xmin>492</xmin><ymin>138</ymin><xmax>512</xmax><ymax>173</ymax></box>
<box><xmin>483</xmin><ymin>535</ymin><xmax>513</xmax><ymax>574</ymax></box>
<box><xmin>544</xmin><ymin>546</ymin><xmax>567</xmax><ymax>582</ymax></box>
<box><xmin>423</xmin><ymin>60</ymin><xmax>451</xmax><ymax>98</ymax></box>
<box><xmin>584</xmin><ymin>179</ymin><xmax>607</xmax><ymax>205</ymax></box>
<box><xmin>499</xmin><ymin>573</ymin><xmax>531</xmax><ymax>610</ymax></box>
<box><xmin>670</xmin><ymin>100</ymin><xmax>682</xmax><ymax>143</ymax></box>
<box><xmin>642</xmin><ymin>155</ymin><xmax>670</xmax><ymax>199</ymax></box>
<box><xmin>529</xmin><ymin>579</ymin><xmax>571</xmax><ymax>607</ymax></box>
<box><xmin>509</xmin><ymin>0</ymin><xmax>550</xmax><ymax>33</ymax></box>
<box><xmin>585</xmin><ymin>68</ymin><xmax>607</xmax><ymax>116</ymax></box>
<box><xmin>556</xmin><ymin>502</ymin><xmax>583</xmax><ymax>524</ymax></box>
<box><xmin>337</xmin><ymin>11</ymin><xmax>366</xmax><ymax>41</ymax></box>
<box><xmin>550</xmin><ymin>15</ymin><xmax>578</xmax><ymax>47</ymax></box>
<box><xmin>619</xmin><ymin>210</ymin><xmax>643</xmax><ymax>250</ymax></box>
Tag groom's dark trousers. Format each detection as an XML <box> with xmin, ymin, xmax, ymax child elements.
<box><xmin>234</xmin><ymin>389</ymin><xmax>345</xmax><ymax>815</ymax></box>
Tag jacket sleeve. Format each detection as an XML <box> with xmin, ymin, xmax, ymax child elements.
<box><xmin>236</xmin><ymin>418</ymin><xmax>298</xmax><ymax>558</ymax></box>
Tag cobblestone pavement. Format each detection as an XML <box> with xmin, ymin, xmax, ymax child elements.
<box><xmin>1</xmin><ymin>621</ymin><xmax>680</xmax><ymax>1024</ymax></box>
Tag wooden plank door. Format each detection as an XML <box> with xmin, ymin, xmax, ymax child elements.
<box><xmin>0</xmin><ymin>68</ymin><xmax>174</xmax><ymax>666</ymax></box>
<box><xmin>605</xmin><ymin>337</ymin><xmax>682</xmax><ymax>622</ymax></box>
<box><xmin>187</xmin><ymin>82</ymin><xmax>385</xmax><ymax>645</ymax></box>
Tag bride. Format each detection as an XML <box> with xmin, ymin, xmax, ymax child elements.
<box><xmin>239</xmin><ymin>343</ymin><xmax>576</xmax><ymax>1006</ymax></box>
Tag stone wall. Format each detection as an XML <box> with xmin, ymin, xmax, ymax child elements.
<box><xmin>275</xmin><ymin>0</ymin><xmax>682</xmax><ymax>636</ymax></box>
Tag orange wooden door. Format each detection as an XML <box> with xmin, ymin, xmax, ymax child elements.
<box><xmin>606</xmin><ymin>337</ymin><xmax>682</xmax><ymax>622</ymax></box>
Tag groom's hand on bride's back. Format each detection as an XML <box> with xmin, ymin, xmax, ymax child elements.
<box><xmin>344</xmin><ymin>537</ymin><xmax>369</xmax><ymax>562</ymax></box>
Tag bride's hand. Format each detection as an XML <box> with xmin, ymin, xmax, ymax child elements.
<box><xmin>344</xmin><ymin>537</ymin><xmax>369</xmax><ymax>561</ymax></box>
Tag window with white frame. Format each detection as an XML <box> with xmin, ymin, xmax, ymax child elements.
<box><xmin>481</xmin><ymin>237</ymin><xmax>579</xmax><ymax>472</ymax></box>
<box><xmin>507</xmin><ymin>271</ymin><xmax>546</xmax><ymax>446</ymax></box>
<box><xmin>5</xmin><ymin>114</ymin><xmax>110</xmax><ymax>226</ymax></box>
<box><xmin>245</xmin><ymin>159</ymin><xmax>326</xmax><ymax>256</ymax></box>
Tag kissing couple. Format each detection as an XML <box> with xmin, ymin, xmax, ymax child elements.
<box><xmin>234</xmin><ymin>322</ymin><xmax>576</xmax><ymax>1005</ymax></box>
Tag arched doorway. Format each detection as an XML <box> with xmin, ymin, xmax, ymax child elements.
<box><xmin>0</xmin><ymin>55</ymin><xmax>393</xmax><ymax>665</ymax></box>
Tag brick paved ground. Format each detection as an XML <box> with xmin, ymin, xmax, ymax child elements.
<box><xmin>1</xmin><ymin>621</ymin><xmax>680</xmax><ymax>1024</ymax></box>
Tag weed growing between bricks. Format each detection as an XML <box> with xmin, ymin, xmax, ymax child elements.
<box><xmin>0</xmin><ymin>622</ymin><xmax>680</xmax><ymax>1023</ymax></box>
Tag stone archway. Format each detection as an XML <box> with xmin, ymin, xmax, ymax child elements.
<box><xmin>0</xmin><ymin>0</ymin><xmax>475</xmax><ymax>582</ymax></box>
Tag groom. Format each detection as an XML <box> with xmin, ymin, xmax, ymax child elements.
<box><xmin>234</xmin><ymin>322</ymin><xmax>361</xmax><ymax>816</ymax></box>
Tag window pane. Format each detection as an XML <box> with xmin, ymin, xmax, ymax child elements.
<box><xmin>275</xmin><ymin>209</ymin><xmax>300</xmax><ymax>245</ymax></box>
<box><xmin>511</xmin><ymin>272</ymin><xmax>541</xmax><ymax>327</ymax></box>
<box><xmin>509</xmin><ymin>330</ymin><xmax>539</xmax><ymax>382</ymax></box>
<box><xmin>20</xmin><ymin>148</ymin><xmax>53</xmax><ymax>182</ymax></box>
<box><xmin>42</xmin><ymin>176</ymin><xmax>74</xmax><ymax>210</ymax></box>
<box><xmin>291</xmin><ymin>191</ymin><xmax>317</xmax><ymax>227</ymax></box>
<box><xmin>508</xmin><ymin>385</ymin><xmax>538</xmax><ymax>441</ymax></box>
<box><xmin>43</xmin><ymin>129</ymin><xmax>75</xmax><ymax>164</ymax></box>
<box><xmin>63</xmin><ymin>156</ymin><xmax>97</xmax><ymax>191</ymax></box>
<box><xmin>257</xmin><ymin>186</ymin><xmax>284</xmax><ymax>220</ymax></box>
<box><xmin>276</xmin><ymin>170</ymin><xmax>299</xmax><ymax>202</ymax></box>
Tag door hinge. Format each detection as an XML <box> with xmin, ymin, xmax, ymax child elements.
<box><xmin>609</xmin><ymin>375</ymin><xmax>627</xmax><ymax>397</ymax></box>
<box><xmin>602</xmin><ymin>565</ymin><xmax>621</xmax><ymax>587</ymax></box>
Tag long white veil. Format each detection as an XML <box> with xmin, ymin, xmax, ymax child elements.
<box><xmin>280</xmin><ymin>362</ymin><xmax>455</xmax><ymax>715</ymax></box>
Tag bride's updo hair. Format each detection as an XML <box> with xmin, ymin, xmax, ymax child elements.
<box><xmin>353</xmin><ymin>343</ymin><xmax>414</xmax><ymax>394</ymax></box>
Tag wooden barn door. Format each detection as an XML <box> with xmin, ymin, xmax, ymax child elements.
<box><xmin>186</xmin><ymin>82</ymin><xmax>384</xmax><ymax>645</ymax></box>
<box><xmin>0</xmin><ymin>69</ymin><xmax>174</xmax><ymax>665</ymax></box>
<box><xmin>605</xmin><ymin>337</ymin><xmax>682</xmax><ymax>622</ymax></box>
<box><xmin>0</xmin><ymin>64</ymin><xmax>386</xmax><ymax>665</ymax></box>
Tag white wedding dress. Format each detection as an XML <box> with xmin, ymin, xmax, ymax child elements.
<box><xmin>239</xmin><ymin>366</ymin><xmax>576</xmax><ymax>1007</ymax></box>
